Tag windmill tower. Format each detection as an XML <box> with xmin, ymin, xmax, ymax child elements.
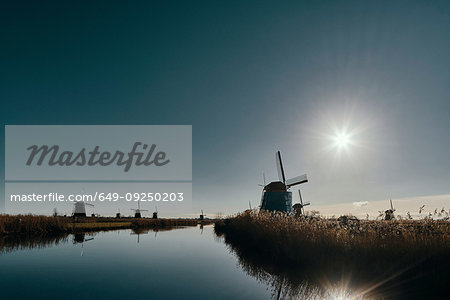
<box><xmin>199</xmin><ymin>209</ymin><xmax>205</xmax><ymax>220</ymax></box>
<box><xmin>153</xmin><ymin>206</ymin><xmax>158</xmax><ymax>219</ymax></box>
<box><xmin>73</xmin><ymin>201</ymin><xmax>94</xmax><ymax>217</ymax></box>
<box><xmin>131</xmin><ymin>200</ymin><xmax>148</xmax><ymax>218</ymax></box>
<box><xmin>293</xmin><ymin>189</ymin><xmax>310</xmax><ymax>216</ymax></box>
<box><xmin>384</xmin><ymin>199</ymin><xmax>396</xmax><ymax>220</ymax></box>
<box><xmin>260</xmin><ymin>151</ymin><xmax>308</xmax><ymax>212</ymax></box>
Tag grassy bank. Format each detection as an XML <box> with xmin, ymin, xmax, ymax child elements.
<box><xmin>0</xmin><ymin>214</ymin><xmax>211</xmax><ymax>237</ymax></box>
<box><xmin>215</xmin><ymin>210</ymin><xmax>450</xmax><ymax>258</ymax></box>
<box><xmin>215</xmin><ymin>210</ymin><xmax>450</xmax><ymax>299</ymax></box>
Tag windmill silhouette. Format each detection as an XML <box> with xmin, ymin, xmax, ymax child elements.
<box><xmin>260</xmin><ymin>151</ymin><xmax>308</xmax><ymax>212</ymax></box>
<box><xmin>73</xmin><ymin>201</ymin><xmax>94</xmax><ymax>217</ymax></box>
<box><xmin>384</xmin><ymin>199</ymin><xmax>396</xmax><ymax>220</ymax></box>
<box><xmin>293</xmin><ymin>189</ymin><xmax>310</xmax><ymax>216</ymax></box>
<box><xmin>153</xmin><ymin>206</ymin><xmax>158</xmax><ymax>219</ymax></box>
<box><xmin>131</xmin><ymin>200</ymin><xmax>148</xmax><ymax>218</ymax></box>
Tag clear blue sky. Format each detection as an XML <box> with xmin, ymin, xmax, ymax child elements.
<box><xmin>1</xmin><ymin>0</ymin><xmax>449</xmax><ymax>215</ymax></box>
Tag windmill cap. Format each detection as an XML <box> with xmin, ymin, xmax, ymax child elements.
<box><xmin>264</xmin><ymin>181</ymin><xmax>287</xmax><ymax>192</ymax></box>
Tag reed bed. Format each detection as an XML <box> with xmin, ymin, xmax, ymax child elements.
<box><xmin>0</xmin><ymin>214</ymin><xmax>70</xmax><ymax>236</ymax></box>
<box><xmin>215</xmin><ymin>211</ymin><xmax>450</xmax><ymax>299</ymax></box>
<box><xmin>0</xmin><ymin>214</ymin><xmax>210</xmax><ymax>237</ymax></box>
<box><xmin>215</xmin><ymin>210</ymin><xmax>450</xmax><ymax>263</ymax></box>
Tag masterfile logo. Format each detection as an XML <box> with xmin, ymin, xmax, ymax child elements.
<box><xmin>5</xmin><ymin>125</ymin><xmax>192</xmax><ymax>181</ymax></box>
<box><xmin>26</xmin><ymin>142</ymin><xmax>170</xmax><ymax>172</ymax></box>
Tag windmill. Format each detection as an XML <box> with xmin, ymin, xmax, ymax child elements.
<box><xmin>153</xmin><ymin>206</ymin><xmax>158</xmax><ymax>219</ymax></box>
<box><xmin>73</xmin><ymin>201</ymin><xmax>94</xmax><ymax>217</ymax></box>
<box><xmin>131</xmin><ymin>200</ymin><xmax>148</xmax><ymax>218</ymax></box>
<box><xmin>260</xmin><ymin>151</ymin><xmax>308</xmax><ymax>212</ymax></box>
<box><xmin>293</xmin><ymin>189</ymin><xmax>310</xmax><ymax>216</ymax></box>
<box><xmin>199</xmin><ymin>209</ymin><xmax>205</xmax><ymax>220</ymax></box>
<box><xmin>384</xmin><ymin>199</ymin><xmax>396</xmax><ymax>220</ymax></box>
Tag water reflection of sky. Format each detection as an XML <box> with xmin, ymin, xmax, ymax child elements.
<box><xmin>0</xmin><ymin>226</ymin><xmax>269</xmax><ymax>299</ymax></box>
<box><xmin>1</xmin><ymin>225</ymin><xmax>447</xmax><ymax>299</ymax></box>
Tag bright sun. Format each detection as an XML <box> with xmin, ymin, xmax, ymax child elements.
<box><xmin>334</xmin><ymin>132</ymin><xmax>350</xmax><ymax>149</ymax></box>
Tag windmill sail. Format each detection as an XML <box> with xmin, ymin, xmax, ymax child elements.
<box><xmin>276</xmin><ymin>151</ymin><xmax>286</xmax><ymax>183</ymax></box>
<box><xmin>286</xmin><ymin>174</ymin><xmax>308</xmax><ymax>187</ymax></box>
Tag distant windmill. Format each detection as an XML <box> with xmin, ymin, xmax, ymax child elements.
<box><xmin>131</xmin><ymin>200</ymin><xmax>148</xmax><ymax>218</ymax></box>
<box><xmin>199</xmin><ymin>209</ymin><xmax>205</xmax><ymax>220</ymax></box>
<box><xmin>73</xmin><ymin>201</ymin><xmax>94</xmax><ymax>217</ymax></box>
<box><xmin>153</xmin><ymin>206</ymin><xmax>158</xmax><ymax>219</ymax></box>
<box><xmin>293</xmin><ymin>189</ymin><xmax>310</xmax><ymax>216</ymax></box>
<box><xmin>260</xmin><ymin>151</ymin><xmax>308</xmax><ymax>212</ymax></box>
<box><xmin>384</xmin><ymin>199</ymin><xmax>396</xmax><ymax>220</ymax></box>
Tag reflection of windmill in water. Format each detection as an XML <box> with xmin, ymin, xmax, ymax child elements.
<box><xmin>131</xmin><ymin>200</ymin><xmax>148</xmax><ymax>218</ymax></box>
<box><xmin>260</xmin><ymin>151</ymin><xmax>308</xmax><ymax>212</ymax></box>
<box><xmin>73</xmin><ymin>233</ymin><xmax>94</xmax><ymax>256</ymax></box>
<box><xmin>130</xmin><ymin>228</ymin><xmax>150</xmax><ymax>244</ymax></box>
<box><xmin>384</xmin><ymin>199</ymin><xmax>396</xmax><ymax>220</ymax></box>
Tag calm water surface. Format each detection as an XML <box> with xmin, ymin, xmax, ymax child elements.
<box><xmin>0</xmin><ymin>226</ymin><xmax>273</xmax><ymax>300</ymax></box>
<box><xmin>1</xmin><ymin>225</ymin><xmax>447</xmax><ymax>299</ymax></box>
